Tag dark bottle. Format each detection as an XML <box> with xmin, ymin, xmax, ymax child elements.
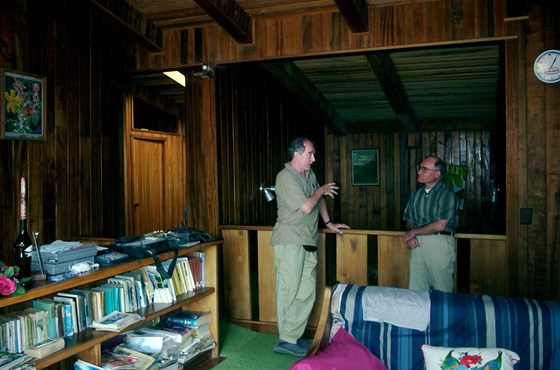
<box><xmin>12</xmin><ymin>177</ymin><xmax>32</xmax><ymax>290</ymax></box>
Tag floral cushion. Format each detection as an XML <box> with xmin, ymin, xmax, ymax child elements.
<box><xmin>421</xmin><ymin>344</ymin><xmax>520</xmax><ymax>370</ymax></box>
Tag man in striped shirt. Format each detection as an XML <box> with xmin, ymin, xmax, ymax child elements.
<box><xmin>403</xmin><ymin>156</ymin><xmax>459</xmax><ymax>292</ymax></box>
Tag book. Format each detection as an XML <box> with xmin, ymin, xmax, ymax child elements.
<box><xmin>23</xmin><ymin>337</ymin><xmax>65</xmax><ymax>359</ymax></box>
<box><xmin>165</xmin><ymin>311</ymin><xmax>212</xmax><ymax>328</ymax></box>
<box><xmin>101</xmin><ymin>350</ymin><xmax>139</xmax><ymax>369</ymax></box>
<box><xmin>154</xmin><ymin>321</ymin><xmax>196</xmax><ymax>343</ymax></box>
<box><xmin>31</xmin><ymin>299</ymin><xmax>60</xmax><ymax>339</ymax></box>
<box><xmin>56</xmin><ymin>292</ymin><xmax>86</xmax><ymax>332</ymax></box>
<box><xmin>91</xmin><ymin>311</ymin><xmax>144</xmax><ymax>332</ymax></box>
<box><xmin>52</xmin><ymin>297</ymin><xmax>76</xmax><ymax>336</ymax></box>
<box><xmin>0</xmin><ymin>352</ymin><xmax>28</xmax><ymax>370</ymax></box>
<box><xmin>111</xmin><ymin>346</ymin><xmax>155</xmax><ymax>370</ymax></box>
<box><xmin>73</xmin><ymin>359</ymin><xmax>104</xmax><ymax>370</ymax></box>
<box><xmin>69</xmin><ymin>289</ymin><xmax>94</xmax><ymax>328</ymax></box>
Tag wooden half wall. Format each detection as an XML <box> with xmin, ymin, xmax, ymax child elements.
<box><xmin>221</xmin><ymin>226</ymin><xmax>507</xmax><ymax>330</ymax></box>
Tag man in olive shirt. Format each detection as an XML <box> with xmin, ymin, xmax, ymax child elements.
<box><xmin>271</xmin><ymin>137</ymin><xmax>350</xmax><ymax>356</ymax></box>
<box><xmin>403</xmin><ymin>156</ymin><xmax>459</xmax><ymax>292</ymax></box>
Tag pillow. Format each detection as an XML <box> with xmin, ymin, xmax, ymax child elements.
<box><xmin>290</xmin><ymin>327</ymin><xmax>387</xmax><ymax>370</ymax></box>
<box><xmin>421</xmin><ymin>344</ymin><xmax>520</xmax><ymax>370</ymax></box>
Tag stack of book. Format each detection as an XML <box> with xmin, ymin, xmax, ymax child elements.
<box><xmin>75</xmin><ymin>345</ymin><xmax>156</xmax><ymax>370</ymax></box>
<box><xmin>0</xmin><ymin>352</ymin><xmax>34</xmax><ymax>370</ymax></box>
<box><xmin>163</xmin><ymin>252</ymin><xmax>206</xmax><ymax>297</ymax></box>
<box><xmin>91</xmin><ymin>312</ymin><xmax>144</xmax><ymax>332</ymax></box>
<box><xmin>0</xmin><ymin>308</ymin><xmax>49</xmax><ymax>353</ymax></box>
<box><xmin>23</xmin><ymin>337</ymin><xmax>65</xmax><ymax>359</ymax></box>
<box><xmin>16</xmin><ymin>254</ymin><xmax>206</xmax><ymax>344</ymax></box>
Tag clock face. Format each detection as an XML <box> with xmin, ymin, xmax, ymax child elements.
<box><xmin>533</xmin><ymin>49</ymin><xmax>560</xmax><ymax>83</ymax></box>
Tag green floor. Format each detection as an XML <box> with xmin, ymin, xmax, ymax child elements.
<box><xmin>213</xmin><ymin>321</ymin><xmax>302</xmax><ymax>370</ymax></box>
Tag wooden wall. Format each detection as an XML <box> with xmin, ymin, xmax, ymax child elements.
<box><xmin>216</xmin><ymin>64</ymin><xmax>326</xmax><ymax>226</ymax></box>
<box><xmin>0</xmin><ymin>0</ymin><xmax>558</xmax><ymax>301</ymax></box>
<box><xmin>0</xmin><ymin>0</ymin><xmax>127</xmax><ymax>266</ymax></box>
<box><xmin>214</xmin><ymin>64</ymin><xmax>502</xmax><ymax>234</ymax></box>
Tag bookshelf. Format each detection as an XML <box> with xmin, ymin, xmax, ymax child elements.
<box><xmin>0</xmin><ymin>239</ymin><xmax>222</xmax><ymax>369</ymax></box>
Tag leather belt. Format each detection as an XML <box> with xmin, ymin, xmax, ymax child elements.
<box><xmin>435</xmin><ymin>231</ymin><xmax>455</xmax><ymax>236</ymax></box>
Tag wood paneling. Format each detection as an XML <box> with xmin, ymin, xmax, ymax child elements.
<box><xmin>0</xmin><ymin>0</ymin><xmax>558</xmax><ymax>304</ymax></box>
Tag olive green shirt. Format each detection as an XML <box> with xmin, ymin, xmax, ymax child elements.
<box><xmin>270</xmin><ymin>163</ymin><xmax>320</xmax><ymax>246</ymax></box>
<box><xmin>403</xmin><ymin>180</ymin><xmax>459</xmax><ymax>232</ymax></box>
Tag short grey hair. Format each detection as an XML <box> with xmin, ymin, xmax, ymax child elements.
<box><xmin>288</xmin><ymin>137</ymin><xmax>312</xmax><ymax>159</ymax></box>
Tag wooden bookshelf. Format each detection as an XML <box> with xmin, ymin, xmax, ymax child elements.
<box><xmin>0</xmin><ymin>239</ymin><xmax>222</xmax><ymax>369</ymax></box>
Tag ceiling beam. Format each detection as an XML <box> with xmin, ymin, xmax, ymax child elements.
<box><xmin>262</xmin><ymin>61</ymin><xmax>348</xmax><ymax>134</ymax></box>
<box><xmin>192</xmin><ymin>0</ymin><xmax>252</xmax><ymax>44</ymax></box>
<box><xmin>334</xmin><ymin>0</ymin><xmax>368</xmax><ymax>33</ymax></box>
<box><xmin>77</xmin><ymin>0</ymin><xmax>162</xmax><ymax>52</ymax></box>
<box><xmin>366</xmin><ymin>52</ymin><xmax>419</xmax><ymax>133</ymax></box>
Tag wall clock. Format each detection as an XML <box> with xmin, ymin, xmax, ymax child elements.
<box><xmin>533</xmin><ymin>49</ymin><xmax>560</xmax><ymax>83</ymax></box>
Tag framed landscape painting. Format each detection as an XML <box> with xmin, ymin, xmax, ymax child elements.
<box><xmin>352</xmin><ymin>149</ymin><xmax>379</xmax><ymax>185</ymax></box>
<box><xmin>0</xmin><ymin>68</ymin><xmax>46</xmax><ymax>141</ymax></box>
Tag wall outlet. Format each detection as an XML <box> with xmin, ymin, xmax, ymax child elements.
<box><xmin>520</xmin><ymin>208</ymin><xmax>532</xmax><ymax>224</ymax></box>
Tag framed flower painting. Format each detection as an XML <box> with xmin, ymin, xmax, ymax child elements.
<box><xmin>1</xmin><ymin>68</ymin><xmax>46</xmax><ymax>141</ymax></box>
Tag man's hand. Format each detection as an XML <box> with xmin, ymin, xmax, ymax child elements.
<box><xmin>403</xmin><ymin>229</ymin><xmax>419</xmax><ymax>248</ymax></box>
<box><xmin>327</xmin><ymin>222</ymin><xmax>351</xmax><ymax>235</ymax></box>
<box><xmin>321</xmin><ymin>182</ymin><xmax>339</xmax><ymax>198</ymax></box>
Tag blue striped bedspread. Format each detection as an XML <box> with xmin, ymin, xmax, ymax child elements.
<box><xmin>331</xmin><ymin>284</ymin><xmax>560</xmax><ymax>370</ymax></box>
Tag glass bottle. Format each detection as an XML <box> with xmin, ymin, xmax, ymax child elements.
<box><xmin>12</xmin><ymin>177</ymin><xmax>32</xmax><ymax>289</ymax></box>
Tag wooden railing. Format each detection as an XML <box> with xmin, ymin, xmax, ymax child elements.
<box><xmin>220</xmin><ymin>226</ymin><xmax>507</xmax><ymax>329</ymax></box>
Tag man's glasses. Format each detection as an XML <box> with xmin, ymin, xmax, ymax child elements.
<box><xmin>416</xmin><ymin>165</ymin><xmax>440</xmax><ymax>173</ymax></box>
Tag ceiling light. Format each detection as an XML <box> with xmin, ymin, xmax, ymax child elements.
<box><xmin>163</xmin><ymin>71</ymin><xmax>185</xmax><ymax>86</ymax></box>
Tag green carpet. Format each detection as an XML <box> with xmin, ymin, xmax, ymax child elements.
<box><xmin>214</xmin><ymin>321</ymin><xmax>301</xmax><ymax>369</ymax></box>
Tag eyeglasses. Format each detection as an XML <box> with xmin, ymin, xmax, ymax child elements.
<box><xmin>416</xmin><ymin>165</ymin><xmax>440</xmax><ymax>173</ymax></box>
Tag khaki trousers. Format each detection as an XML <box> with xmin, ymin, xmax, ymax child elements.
<box><xmin>273</xmin><ymin>244</ymin><xmax>317</xmax><ymax>343</ymax></box>
<box><xmin>408</xmin><ymin>234</ymin><xmax>456</xmax><ymax>292</ymax></box>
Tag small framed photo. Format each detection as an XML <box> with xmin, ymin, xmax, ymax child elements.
<box><xmin>352</xmin><ymin>149</ymin><xmax>379</xmax><ymax>185</ymax></box>
<box><xmin>1</xmin><ymin>68</ymin><xmax>47</xmax><ymax>141</ymax></box>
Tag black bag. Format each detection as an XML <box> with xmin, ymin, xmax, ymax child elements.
<box><xmin>111</xmin><ymin>228</ymin><xmax>214</xmax><ymax>279</ymax></box>
<box><xmin>112</xmin><ymin>234</ymin><xmax>178</xmax><ymax>279</ymax></box>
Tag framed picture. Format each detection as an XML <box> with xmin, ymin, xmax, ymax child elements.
<box><xmin>352</xmin><ymin>149</ymin><xmax>379</xmax><ymax>185</ymax></box>
<box><xmin>1</xmin><ymin>68</ymin><xmax>46</xmax><ymax>141</ymax></box>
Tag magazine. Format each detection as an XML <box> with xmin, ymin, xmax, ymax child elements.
<box><xmin>91</xmin><ymin>311</ymin><xmax>143</xmax><ymax>332</ymax></box>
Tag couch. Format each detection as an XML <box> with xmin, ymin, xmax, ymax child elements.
<box><xmin>297</xmin><ymin>284</ymin><xmax>560</xmax><ymax>370</ymax></box>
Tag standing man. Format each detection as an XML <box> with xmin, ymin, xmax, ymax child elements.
<box><xmin>271</xmin><ymin>137</ymin><xmax>350</xmax><ymax>356</ymax></box>
<box><xmin>403</xmin><ymin>156</ymin><xmax>459</xmax><ymax>292</ymax></box>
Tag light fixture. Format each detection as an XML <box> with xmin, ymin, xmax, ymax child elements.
<box><xmin>193</xmin><ymin>63</ymin><xmax>214</xmax><ymax>79</ymax></box>
<box><xmin>260</xmin><ymin>183</ymin><xmax>276</xmax><ymax>202</ymax></box>
<box><xmin>163</xmin><ymin>71</ymin><xmax>186</xmax><ymax>86</ymax></box>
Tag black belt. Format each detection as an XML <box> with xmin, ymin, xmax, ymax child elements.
<box><xmin>435</xmin><ymin>231</ymin><xmax>455</xmax><ymax>236</ymax></box>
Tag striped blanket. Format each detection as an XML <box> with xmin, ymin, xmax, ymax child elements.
<box><xmin>331</xmin><ymin>284</ymin><xmax>560</xmax><ymax>370</ymax></box>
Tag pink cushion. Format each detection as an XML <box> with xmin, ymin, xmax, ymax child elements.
<box><xmin>290</xmin><ymin>327</ymin><xmax>387</xmax><ymax>370</ymax></box>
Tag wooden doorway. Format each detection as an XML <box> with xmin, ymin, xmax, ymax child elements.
<box><xmin>130</xmin><ymin>137</ymin><xmax>165</xmax><ymax>235</ymax></box>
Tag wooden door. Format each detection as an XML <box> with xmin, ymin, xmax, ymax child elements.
<box><xmin>130</xmin><ymin>137</ymin><xmax>165</xmax><ymax>235</ymax></box>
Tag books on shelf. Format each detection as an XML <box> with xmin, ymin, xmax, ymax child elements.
<box><xmin>91</xmin><ymin>311</ymin><xmax>144</xmax><ymax>332</ymax></box>
<box><xmin>101</xmin><ymin>350</ymin><xmax>139</xmax><ymax>369</ymax></box>
<box><xmin>0</xmin><ymin>309</ymin><xmax>50</xmax><ymax>354</ymax></box>
<box><xmin>111</xmin><ymin>346</ymin><xmax>155</xmax><ymax>370</ymax></box>
<box><xmin>165</xmin><ymin>311</ymin><xmax>212</xmax><ymax>328</ymax></box>
<box><xmin>23</xmin><ymin>337</ymin><xmax>65</xmax><ymax>359</ymax></box>
<box><xmin>74</xmin><ymin>359</ymin><xmax>104</xmax><ymax>370</ymax></box>
<box><xmin>0</xmin><ymin>352</ymin><xmax>29</xmax><ymax>370</ymax></box>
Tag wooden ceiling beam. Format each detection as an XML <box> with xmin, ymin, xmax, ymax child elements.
<box><xmin>77</xmin><ymin>0</ymin><xmax>162</xmax><ymax>52</ymax></box>
<box><xmin>192</xmin><ymin>0</ymin><xmax>252</xmax><ymax>44</ymax></box>
<box><xmin>262</xmin><ymin>62</ymin><xmax>348</xmax><ymax>134</ymax></box>
<box><xmin>366</xmin><ymin>52</ymin><xmax>419</xmax><ymax>133</ymax></box>
<box><xmin>334</xmin><ymin>0</ymin><xmax>368</xmax><ymax>33</ymax></box>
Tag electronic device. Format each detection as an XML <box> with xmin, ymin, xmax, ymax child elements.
<box><xmin>95</xmin><ymin>249</ymin><xmax>131</xmax><ymax>265</ymax></box>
